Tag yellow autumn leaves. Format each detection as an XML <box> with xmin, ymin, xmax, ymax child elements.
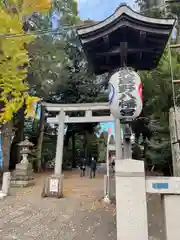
<box><xmin>22</xmin><ymin>0</ymin><xmax>51</xmax><ymax>14</ymax></box>
<box><xmin>0</xmin><ymin>0</ymin><xmax>51</xmax><ymax>122</ymax></box>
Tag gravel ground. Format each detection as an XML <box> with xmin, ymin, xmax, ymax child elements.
<box><xmin>0</xmin><ymin>171</ymin><xmax>164</xmax><ymax>240</ymax></box>
<box><xmin>0</xmin><ymin>172</ymin><xmax>116</xmax><ymax>240</ymax></box>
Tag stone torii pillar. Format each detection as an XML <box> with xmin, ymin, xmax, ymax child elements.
<box><xmin>54</xmin><ymin>109</ymin><xmax>65</xmax><ymax>176</ymax></box>
<box><xmin>42</xmin><ymin>109</ymin><xmax>65</xmax><ymax>198</ymax></box>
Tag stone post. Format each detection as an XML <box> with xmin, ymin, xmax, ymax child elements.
<box><xmin>54</xmin><ymin>109</ymin><xmax>65</xmax><ymax>176</ymax></box>
<box><xmin>115</xmin><ymin>119</ymin><xmax>122</xmax><ymax>160</ymax></box>
<box><xmin>42</xmin><ymin>109</ymin><xmax>65</xmax><ymax>198</ymax></box>
<box><xmin>115</xmin><ymin>159</ymin><xmax>148</xmax><ymax>240</ymax></box>
<box><xmin>106</xmin><ymin>119</ymin><xmax>122</xmax><ymax>202</ymax></box>
<box><xmin>164</xmin><ymin>195</ymin><xmax>180</xmax><ymax>240</ymax></box>
<box><xmin>2</xmin><ymin>172</ymin><xmax>11</xmax><ymax>195</ymax></box>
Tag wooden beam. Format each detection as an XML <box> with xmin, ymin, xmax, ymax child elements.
<box><xmin>103</xmin><ymin>35</ymin><xmax>110</xmax><ymax>67</ymax></box>
<box><xmin>95</xmin><ymin>47</ymin><xmax>158</xmax><ymax>56</ymax></box>
<box><xmin>120</xmin><ymin>42</ymin><xmax>128</xmax><ymax>66</ymax></box>
<box><xmin>147</xmin><ymin>36</ymin><xmax>165</xmax><ymax>44</ymax></box>
<box><xmin>139</xmin><ymin>31</ymin><xmax>146</xmax><ymax>61</ymax></box>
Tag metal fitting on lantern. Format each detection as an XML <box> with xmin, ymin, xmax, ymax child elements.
<box><xmin>123</xmin><ymin>124</ymin><xmax>132</xmax><ymax>141</ymax></box>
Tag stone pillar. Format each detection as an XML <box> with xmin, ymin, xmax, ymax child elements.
<box><xmin>54</xmin><ymin>109</ymin><xmax>65</xmax><ymax>176</ymax></box>
<box><xmin>106</xmin><ymin>119</ymin><xmax>122</xmax><ymax>202</ymax></box>
<box><xmin>169</xmin><ymin>107</ymin><xmax>180</xmax><ymax>176</ymax></box>
<box><xmin>42</xmin><ymin>109</ymin><xmax>65</xmax><ymax>198</ymax></box>
<box><xmin>115</xmin><ymin>119</ymin><xmax>122</xmax><ymax>160</ymax></box>
<box><xmin>2</xmin><ymin>172</ymin><xmax>11</xmax><ymax>195</ymax></box>
<box><xmin>0</xmin><ymin>172</ymin><xmax>11</xmax><ymax>199</ymax></box>
<box><xmin>164</xmin><ymin>195</ymin><xmax>180</xmax><ymax>240</ymax></box>
<box><xmin>115</xmin><ymin>159</ymin><xmax>148</xmax><ymax>240</ymax></box>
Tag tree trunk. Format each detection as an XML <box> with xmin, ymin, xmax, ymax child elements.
<box><xmin>64</xmin><ymin>128</ymin><xmax>71</xmax><ymax>147</ymax></box>
<box><xmin>9</xmin><ymin>106</ymin><xmax>25</xmax><ymax>170</ymax></box>
<box><xmin>72</xmin><ymin>131</ymin><xmax>76</xmax><ymax>168</ymax></box>
<box><xmin>1</xmin><ymin>121</ymin><xmax>13</xmax><ymax>171</ymax></box>
<box><xmin>85</xmin><ymin>131</ymin><xmax>90</xmax><ymax>163</ymax></box>
<box><xmin>63</xmin><ymin>128</ymin><xmax>72</xmax><ymax>169</ymax></box>
<box><xmin>36</xmin><ymin>105</ymin><xmax>45</xmax><ymax>172</ymax></box>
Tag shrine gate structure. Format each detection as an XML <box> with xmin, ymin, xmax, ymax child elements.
<box><xmin>42</xmin><ymin>4</ymin><xmax>180</xmax><ymax>240</ymax></box>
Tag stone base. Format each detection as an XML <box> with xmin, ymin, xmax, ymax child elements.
<box><xmin>0</xmin><ymin>191</ymin><xmax>7</xmax><ymax>200</ymax></box>
<box><xmin>11</xmin><ymin>176</ymin><xmax>35</xmax><ymax>187</ymax></box>
<box><xmin>42</xmin><ymin>174</ymin><xmax>63</xmax><ymax>198</ymax></box>
<box><xmin>13</xmin><ymin>162</ymin><xmax>33</xmax><ymax>176</ymax></box>
<box><xmin>104</xmin><ymin>174</ymin><xmax>116</xmax><ymax>202</ymax></box>
<box><xmin>109</xmin><ymin>176</ymin><xmax>116</xmax><ymax>202</ymax></box>
<box><xmin>11</xmin><ymin>162</ymin><xmax>35</xmax><ymax>187</ymax></box>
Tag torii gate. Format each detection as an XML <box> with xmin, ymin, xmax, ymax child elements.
<box><xmin>42</xmin><ymin>102</ymin><xmax>122</xmax><ymax>191</ymax></box>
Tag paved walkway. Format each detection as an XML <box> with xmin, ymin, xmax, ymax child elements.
<box><xmin>0</xmin><ymin>172</ymin><xmax>116</xmax><ymax>240</ymax></box>
<box><xmin>0</xmin><ymin>171</ymin><xmax>165</xmax><ymax>240</ymax></box>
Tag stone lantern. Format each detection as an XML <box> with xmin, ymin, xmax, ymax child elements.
<box><xmin>11</xmin><ymin>136</ymin><xmax>35</xmax><ymax>187</ymax></box>
<box><xmin>18</xmin><ymin>136</ymin><xmax>34</xmax><ymax>165</ymax></box>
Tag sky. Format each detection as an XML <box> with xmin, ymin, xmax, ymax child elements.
<box><xmin>77</xmin><ymin>0</ymin><xmax>134</xmax><ymax>20</ymax></box>
<box><xmin>100</xmin><ymin>122</ymin><xmax>115</xmax><ymax>136</ymax></box>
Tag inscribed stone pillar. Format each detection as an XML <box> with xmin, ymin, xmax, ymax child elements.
<box><xmin>115</xmin><ymin>159</ymin><xmax>148</xmax><ymax>240</ymax></box>
<box><xmin>164</xmin><ymin>195</ymin><xmax>180</xmax><ymax>240</ymax></box>
<box><xmin>42</xmin><ymin>109</ymin><xmax>65</xmax><ymax>198</ymax></box>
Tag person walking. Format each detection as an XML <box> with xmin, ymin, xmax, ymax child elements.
<box><xmin>79</xmin><ymin>158</ymin><xmax>86</xmax><ymax>177</ymax></box>
<box><xmin>90</xmin><ymin>157</ymin><xmax>97</xmax><ymax>178</ymax></box>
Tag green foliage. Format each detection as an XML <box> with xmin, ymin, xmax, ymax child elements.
<box><xmin>136</xmin><ymin>50</ymin><xmax>180</xmax><ymax>170</ymax></box>
<box><xmin>0</xmin><ymin>0</ymin><xmax>51</xmax><ymax>122</ymax></box>
<box><xmin>24</xmin><ymin>0</ymin><xmax>108</xmax><ymax>168</ymax></box>
<box><xmin>131</xmin><ymin>0</ymin><xmax>180</xmax><ymax>173</ymax></box>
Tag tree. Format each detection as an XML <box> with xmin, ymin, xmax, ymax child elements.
<box><xmin>25</xmin><ymin>0</ymin><xmax>83</xmax><ymax>170</ymax></box>
<box><xmin>25</xmin><ymin>2</ymin><xmax>108</xmax><ymax>169</ymax></box>
<box><xmin>132</xmin><ymin>1</ymin><xmax>180</xmax><ymax>173</ymax></box>
<box><xmin>0</xmin><ymin>0</ymin><xmax>52</xmax><ymax>122</ymax></box>
<box><xmin>0</xmin><ymin>0</ymin><xmax>51</xmax><ymax>170</ymax></box>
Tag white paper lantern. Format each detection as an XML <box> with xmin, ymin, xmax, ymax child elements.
<box><xmin>108</xmin><ymin>68</ymin><xmax>143</xmax><ymax>120</ymax></box>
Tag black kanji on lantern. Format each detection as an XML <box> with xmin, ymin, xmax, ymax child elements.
<box><xmin>118</xmin><ymin>69</ymin><xmax>137</xmax><ymax>117</ymax></box>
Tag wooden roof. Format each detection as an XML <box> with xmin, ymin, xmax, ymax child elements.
<box><xmin>76</xmin><ymin>5</ymin><xmax>175</xmax><ymax>75</ymax></box>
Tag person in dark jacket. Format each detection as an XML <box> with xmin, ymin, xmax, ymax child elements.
<box><xmin>79</xmin><ymin>158</ymin><xmax>86</xmax><ymax>177</ymax></box>
<box><xmin>90</xmin><ymin>157</ymin><xmax>97</xmax><ymax>178</ymax></box>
